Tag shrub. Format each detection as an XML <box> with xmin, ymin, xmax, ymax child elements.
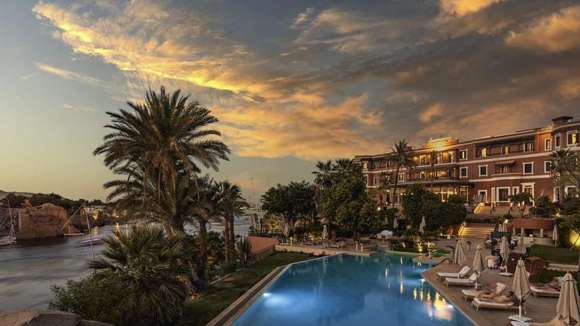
<box><xmin>531</xmin><ymin>196</ymin><xmax>557</xmax><ymax>218</ymax></box>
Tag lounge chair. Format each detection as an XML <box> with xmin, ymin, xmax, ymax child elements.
<box><xmin>472</xmin><ymin>297</ymin><xmax>518</xmax><ymax>311</ymax></box>
<box><xmin>462</xmin><ymin>282</ymin><xmax>506</xmax><ymax>301</ymax></box>
<box><xmin>438</xmin><ymin>266</ymin><xmax>471</xmax><ymax>280</ymax></box>
<box><xmin>530</xmin><ymin>285</ymin><xmax>560</xmax><ymax>298</ymax></box>
<box><xmin>510</xmin><ymin>317</ymin><xmax>568</xmax><ymax>326</ymax></box>
<box><xmin>445</xmin><ymin>273</ymin><xmax>478</xmax><ymax>287</ymax></box>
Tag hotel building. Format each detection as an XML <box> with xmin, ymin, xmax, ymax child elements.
<box><xmin>354</xmin><ymin>116</ymin><xmax>580</xmax><ymax>207</ymax></box>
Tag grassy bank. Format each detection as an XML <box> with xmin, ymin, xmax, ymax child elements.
<box><xmin>528</xmin><ymin>245</ymin><xmax>579</xmax><ymax>265</ymax></box>
<box><xmin>178</xmin><ymin>252</ymin><xmax>313</xmax><ymax>326</ymax></box>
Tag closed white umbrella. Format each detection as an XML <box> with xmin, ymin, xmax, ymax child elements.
<box><xmin>472</xmin><ymin>244</ymin><xmax>485</xmax><ymax>288</ymax></box>
<box><xmin>453</xmin><ymin>240</ymin><xmax>467</xmax><ymax>265</ymax></box>
<box><xmin>556</xmin><ymin>272</ymin><xmax>580</xmax><ymax>325</ymax></box>
<box><xmin>284</xmin><ymin>222</ymin><xmax>289</xmax><ymax>238</ymax></box>
<box><xmin>419</xmin><ymin>216</ymin><xmax>426</xmax><ymax>234</ymax></box>
<box><xmin>393</xmin><ymin>218</ymin><xmax>398</xmax><ymax>230</ymax></box>
<box><xmin>510</xmin><ymin>259</ymin><xmax>531</xmax><ymax>322</ymax></box>
<box><xmin>500</xmin><ymin>236</ymin><xmax>510</xmax><ymax>266</ymax></box>
<box><xmin>322</xmin><ymin>224</ymin><xmax>328</xmax><ymax>241</ymax></box>
<box><xmin>553</xmin><ymin>225</ymin><xmax>559</xmax><ymax>247</ymax></box>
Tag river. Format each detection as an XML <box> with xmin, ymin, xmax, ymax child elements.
<box><xmin>0</xmin><ymin>218</ymin><xmax>252</xmax><ymax>310</ymax></box>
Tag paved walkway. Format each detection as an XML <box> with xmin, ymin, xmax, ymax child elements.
<box><xmin>425</xmin><ymin>239</ymin><xmax>559</xmax><ymax>326</ymax></box>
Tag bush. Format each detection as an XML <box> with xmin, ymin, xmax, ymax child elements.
<box><xmin>561</xmin><ymin>197</ymin><xmax>580</xmax><ymax>215</ymax></box>
<box><xmin>50</xmin><ymin>275</ymin><xmax>126</xmax><ymax>325</ymax></box>
<box><xmin>532</xmin><ymin>196</ymin><xmax>557</xmax><ymax>218</ymax></box>
<box><xmin>402</xmin><ymin>185</ymin><xmax>466</xmax><ymax>233</ymax></box>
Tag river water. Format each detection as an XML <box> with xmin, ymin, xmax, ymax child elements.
<box><xmin>0</xmin><ymin>219</ymin><xmax>251</xmax><ymax>310</ymax></box>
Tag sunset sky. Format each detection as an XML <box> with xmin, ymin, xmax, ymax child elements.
<box><xmin>1</xmin><ymin>0</ymin><xmax>580</xmax><ymax>203</ymax></box>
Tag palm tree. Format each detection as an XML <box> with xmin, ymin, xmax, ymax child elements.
<box><xmin>94</xmin><ymin>87</ymin><xmax>230</xmax><ymax>197</ymax></box>
<box><xmin>313</xmin><ymin>160</ymin><xmax>334</xmax><ymax>190</ymax></box>
<box><xmin>90</xmin><ymin>225</ymin><xmax>187</xmax><ymax>325</ymax></box>
<box><xmin>217</xmin><ymin>181</ymin><xmax>249</xmax><ymax>265</ymax></box>
<box><xmin>104</xmin><ymin>165</ymin><xmax>198</xmax><ymax>236</ymax></box>
<box><xmin>391</xmin><ymin>140</ymin><xmax>414</xmax><ymax>207</ymax></box>
<box><xmin>191</xmin><ymin>175</ymin><xmax>221</xmax><ymax>287</ymax></box>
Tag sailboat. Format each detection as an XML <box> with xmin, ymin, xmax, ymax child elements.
<box><xmin>0</xmin><ymin>206</ymin><xmax>17</xmax><ymax>246</ymax></box>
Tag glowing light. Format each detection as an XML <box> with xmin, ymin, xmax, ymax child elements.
<box><xmin>570</xmin><ymin>231</ymin><xmax>580</xmax><ymax>247</ymax></box>
<box><xmin>263</xmin><ymin>292</ymin><xmax>271</xmax><ymax>297</ymax></box>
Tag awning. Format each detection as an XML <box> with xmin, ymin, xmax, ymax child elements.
<box><xmin>495</xmin><ymin>160</ymin><xmax>515</xmax><ymax>165</ymax></box>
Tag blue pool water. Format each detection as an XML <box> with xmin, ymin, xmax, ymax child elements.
<box><xmin>234</xmin><ymin>254</ymin><xmax>473</xmax><ymax>326</ymax></box>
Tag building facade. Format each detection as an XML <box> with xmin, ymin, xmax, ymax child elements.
<box><xmin>354</xmin><ymin>116</ymin><xmax>580</xmax><ymax>206</ymax></box>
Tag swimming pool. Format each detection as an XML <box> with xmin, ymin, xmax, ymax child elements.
<box><xmin>234</xmin><ymin>254</ymin><xmax>473</xmax><ymax>326</ymax></box>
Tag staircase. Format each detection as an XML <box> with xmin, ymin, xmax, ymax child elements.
<box><xmin>458</xmin><ymin>223</ymin><xmax>495</xmax><ymax>239</ymax></box>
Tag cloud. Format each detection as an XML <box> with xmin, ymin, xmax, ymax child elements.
<box><xmin>419</xmin><ymin>104</ymin><xmax>444</xmax><ymax>123</ymax></box>
<box><xmin>35</xmin><ymin>62</ymin><xmax>104</xmax><ymax>87</ymax></box>
<box><xmin>62</xmin><ymin>104</ymin><xmax>95</xmax><ymax>113</ymax></box>
<box><xmin>294</xmin><ymin>8</ymin><xmax>414</xmax><ymax>54</ymax></box>
<box><xmin>292</xmin><ymin>7</ymin><xmax>315</xmax><ymax>28</ymax></box>
<box><xmin>213</xmin><ymin>94</ymin><xmax>386</xmax><ymax>159</ymax></box>
<box><xmin>440</xmin><ymin>0</ymin><xmax>503</xmax><ymax>17</ymax></box>
<box><xmin>506</xmin><ymin>5</ymin><xmax>580</xmax><ymax>52</ymax></box>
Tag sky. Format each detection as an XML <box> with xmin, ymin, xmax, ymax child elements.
<box><xmin>1</xmin><ymin>0</ymin><xmax>580</xmax><ymax>203</ymax></box>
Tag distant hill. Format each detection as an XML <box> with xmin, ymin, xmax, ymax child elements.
<box><xmin>0</xmin><ymin>190</ymin><xmax>35</xmax><ymax>200</ymax></box>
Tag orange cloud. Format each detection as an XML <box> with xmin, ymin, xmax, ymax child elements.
<box><xmin>214</xmin><ymin>94</ymin><xmax>386</xmax><ymax>159</ymax></box>
<box><xmin>506</xmin><ymin>5</ymin><xmax>580</xmax><ymax>52</ymax></box>
<box><xmin>440</xmin><ymin>0</ymin><xmax>502</xmax><ymax>16</ymax></box>
<box><xmin>36</xmin><ymin>62</ymin><xmax>105</xmax><ymax>87</ymax></box>
<box><xmin>419</xmin><ymin>104</ymin><xmax>444</xmax><ymax>123</ymax></box>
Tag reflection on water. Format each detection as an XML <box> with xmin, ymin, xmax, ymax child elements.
<box><xmin>0</xmin><ymin>218</ymin><xmax>251</xmax><ymax>310</ymax></box>
<box><xmin>234</xmin><ymin>254</ymin><xmax>472</xmax><ymax>326</ymax></box>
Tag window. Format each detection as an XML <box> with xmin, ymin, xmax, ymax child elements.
<box><xmin>503</xmin><ymin>146</ymin><xmax>510</xmax><ymax>154</ymax></box>
<box><xmin>522</xmin><ymin>183</ymin><xmax>534</xmax><ymax>196</ymax></box>
<box><xmin>459</xmin><ymin>167</ymin><xmax>468</xmax><ymax>178</ymax></box>
<box><xmin>459</xmin><ymin>150</ymin><xmax>467</xmax><ymax>160</ymax></box>
<box><xmin>544</xmin><ymin>161</ymin><xmax>552</xmax><ymax>173</ymax></box>
<box><xmin>523</xmin><ymin>162</ymin><xmax>534</xmax><ymax>175</ymax></box>
<box><xmin>555</xmin><ymin>134</ymin><xmax>561</xmax><ymax>148</ymax></box>
<box><xmin>545</xmin><ymin>138</ymin><xmax>552</xmax><ymax>151</ymax></box>
<box><xmin>398</xmin><ymin>172</ymin><xmax>405</xmax><ymax>182</ymax></box>
<box><xmin>497</xmin><ymin>165</ymin><xmax>510</xmax><ymax>174</ymax></box>
<box><xmin>567</xmin><ymin>131</ymin><xmax>578</xmax><ymax>146</ymax></box>
<box><xmin>524</xmin><ymin>142</ymin><xmax>534</xmax><ymax>152</ymax></box>
<box><xmin>479</xmin><ymin>165</ymin><xmax>488</xmax><ymax>177</ymax></box>
<box><xmin>498</xmin><ymin>188</ymin><xmax>510</xmax><ymax>202</ymax></box>
<box><xmin>477</xmin><ymin>147</ymin><xmax>487</xmax><ymax>158</ymax></box>
<box><xmin>512</xmin><ymin>186</ymin><xmax>519</xmax><ymax>195</ymax></box>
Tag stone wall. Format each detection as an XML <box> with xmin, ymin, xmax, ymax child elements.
<box><xmin>16</xmin><ymin>203</ymin><xmax>69</xmax><ymax>240</ymax></box>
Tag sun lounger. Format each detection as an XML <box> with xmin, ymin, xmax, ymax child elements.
<box><xmin>530</xmin><ymin>285</ymin><xmax>560</xmax><ymax>298</ymax></box>
<box><xmin>510</xmin><ymin>317</ymin><xmax>568</xmax><ymax>326</ymax></box>
<box><xmin>438</xmin><ymin>266</ymin><xmax>471</xmax><ymax>280</ymax></box>
<box><xmin>462</xmin><ymin>282</ymin><xmax>506</xmax><ymax>301</ymax></box>
<box><xmin>472</xmin><ymin>297</ymin><xmax>518</xmax><ymax>311</ymax></box>
<box><xmin>445</xmin><ymin>273</ymin><xmax>478</xmax><ymax>287</ymax></box>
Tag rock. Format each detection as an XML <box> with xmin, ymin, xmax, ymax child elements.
<box><xmin>15</xmin><ymin>204</ymin><xmax>69</xmax><ymax>240</ymax></box>
<box><xmin>0</xmin><ymin>310</ymin><xmax>112</xmax><ymax>326</ymax></box>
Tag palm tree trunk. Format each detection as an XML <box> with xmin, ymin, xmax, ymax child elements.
<box><xmin>228</xmin><ymin>215</ymin><xmax>235</xmax><ymax>264</ymax></box>
<box><xmin>392</xmin><ymin>166</ymin><xmax>400</xmax><ymax>208</ymax></box>
<box><xmin>197</xmin><ymin>218</ymin><xmax>208</xmax><ymax>289</ymax></box>
<box><xmin>224</xmin><ymin>218</ymin><xmax>231</xmax><ymax>265</ymax></box>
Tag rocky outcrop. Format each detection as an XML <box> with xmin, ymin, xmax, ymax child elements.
<box><xmin>0</xmin><ymin>310</ymin><xmax>112</xmax><ymax>326</ymax></box>
<box><xmin>16</xmin><ymin>204</ymin><xmax>69</xmax><ymax>240</ymax></box>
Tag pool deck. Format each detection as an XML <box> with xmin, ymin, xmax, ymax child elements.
<box><xmin>424</xmin><ymin>240</ymin><xmax>559</xmax><ymax>326</ymax></box>
<box><xmin>275</xmin><ymin>244</ymin><xmax>372</xmax><ymax>257</ymax></box>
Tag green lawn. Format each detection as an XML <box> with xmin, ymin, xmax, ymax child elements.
<box><xmin>527</xmin><ymin>245</ymin><xmax>579</xmax><ymax>265</ymax></box>
<box><xmin>178</xmin><ymin>252</ymin><xmax>313</xmax><ymax>326</ymax></box>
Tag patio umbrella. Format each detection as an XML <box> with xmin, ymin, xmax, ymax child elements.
<box><xmin>419</xmin><ymin>216</ymin><xmax>426</xmax><ymax>234</ymax></box>
<box><xmin>284</xmin><ymin>222</ymin><xmax>289</xmax><ymax>238</ymax></box>
<box><xmin>556</xmin><ymin>272</ymin><xmax>580</xmax><ymax>325</ymax></box>
<box><xmin>322</xmin><ymin>224</ymin><xmax>328</xmax><ymax>241</ymax></box>
<box><xmin>500</xmin><ymin>236</ymin><xmax>510</xmax><ymax>266</ymax></box>
<box><xmin>510</xmin><ymin>259</ymin><xmax>531</xmax><ymax>322</ymax></box>
<box><xmin>553</xmin><ymin>225</ymin><xmax>559</xmax><ymax>247</ymax></box>
<box><xmin>393</xmin><ymin>218</ymin><xmax>398</xmax><ymax>230</ymax></box>
<box><xmin>453</xmin><ymin>240</ymin><xmax>467</xmax><ymax>265</ymax></box>
<box><xmin>472</xmin><ymin>244</ymin><xmax>485</xmax><ymax>288</ymax></box>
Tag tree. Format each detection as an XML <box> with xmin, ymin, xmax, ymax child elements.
<box><xmin>217</xmin><ymin>181</ymin><xmax>249</xmax><ymax>266</ymax></box>
<box><xmin>391</xmin><ymin>140</ymin><xmax>414</xmax><ymax>207</ymax></box>
<box><xmin>429</xmin><ymin>151</ymin><xmax>438</xmax><ymax>191</ymax></box>
<box><xmin>532</xmin><ymin>195</ymin><xmax>557</xmax><ymax>218</ymax></box>
<box><xmin>94</xmin><ymin>86</ymin><xmax>229</xmax><ymax>198</ymax></box>
<box><xmin>563</xmin><ymin>214</ymin><xmax>580</xmax><ymax>278</ymax></box>
<box><xmin>402</xmin><ymin>185</ymin><xmax>466</xmax><ymax>232</ymax></box>
<box><xmin>320</xmin><ymin>164</ymin><xmax>378</xmax><ymax>239</ymax></box>
<box><xmin>87</xmin><ymin>225</ymin><xmax>187</xmax><ymax>325</ymax></box>
<box><xmin>509</xmin><ymin>192</ymin><xmax>534</xmax><ymax>218</ymax></box>
<box><xmin>261</xmin><ymin>181</ymin><xmax>316</xmax><ymax>235</ymax></box>
<box><xmin>550</xmin><ymin>149</ymin><xmax>580</xmax><ymax>201</ymax></box>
